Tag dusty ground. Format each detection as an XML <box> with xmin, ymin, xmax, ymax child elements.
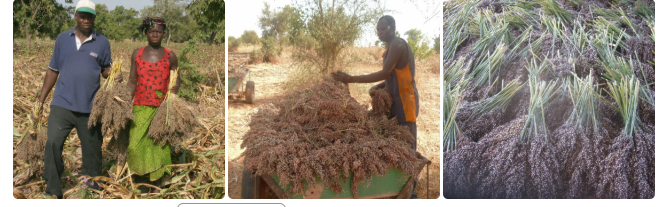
<box><xmin>227</xmin><ymin>46</ymin><xmax>440</xmax><ymax>199</ymax></box>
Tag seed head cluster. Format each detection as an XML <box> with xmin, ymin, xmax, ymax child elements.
<box><xmin>241</xmin><ymin>79</ymin><xmax>420</xmax><ymax>198</ymax></box>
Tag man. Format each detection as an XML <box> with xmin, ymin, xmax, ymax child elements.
<box><xmin>331</xmin><ymin>15</ymin><xmax>420</xmax><ymax>198</ymax></box>
<box><xmin>34</xmin><ymin>0</ymin><xmax>114</xmax><ymax>199</ymax></box>
<box><xmin>332</xmin><ymin>15</ymin><xmax>419</xmax><ymax>147</ymax></box>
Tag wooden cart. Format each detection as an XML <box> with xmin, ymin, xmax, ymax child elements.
<box><xmin>228</xmin><ymin>67</ymin><xmax>254</xmax><ymax>104</ymax></box>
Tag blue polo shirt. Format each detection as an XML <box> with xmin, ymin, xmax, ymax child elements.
<box><xmin>48</xmin><ymin>27</ymin><xmax>112</xmax><ymax>113</ymax></box>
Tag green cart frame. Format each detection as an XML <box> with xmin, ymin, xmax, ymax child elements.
<box><xmin>228</xmin><ymin>67</ymin><xmax>254</xmax><ymax>104</ymax></box>
<box><xmin>242</xmin><ymin>154</ymin><xmax>431</xmax><ymax>199</ymax></box>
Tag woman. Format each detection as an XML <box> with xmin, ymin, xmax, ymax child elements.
<box><xmin>127</xmin><ymin>17</ymin><xmax>181</xmax><ymax>182</ymax></box>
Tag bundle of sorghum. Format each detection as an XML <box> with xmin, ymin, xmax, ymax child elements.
<box><xmin>15</xmin><ymin>125</ymin><xmax>47</xmax><ymax>183</ymax></box>
<box><xmin>147</xmin><ymin>70</ymin><xmax>198</xmax><ymax>152</ymax></box>
<box><xmin>88</xmin><ymin>58</ymin><xmax>134</xmax><ymax>139</ymax></box>
<box><xmin>241</xmin><ymin>78</ymin><xmax>419</xmax><ymax>198</ymax></box>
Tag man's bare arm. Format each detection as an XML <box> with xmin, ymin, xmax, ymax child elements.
<box><xmin>101</xmin><ymin>66</ymin><xmax>112</xmax><ymax>79</ymax></box>
<box><xmin>38</xmin><ymin>69</ymin><xmax>59</xmax><ymax>104</ymax></box>
<box><xmin>332</xmin><ymin>39</ymin><xmax>406</xmax><ymax>83</ymax></box>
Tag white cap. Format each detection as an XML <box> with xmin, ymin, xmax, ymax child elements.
<box><xmin>75</xmin><ymin>0</ymin><xmax>96</xmax><ymax>16</ymax></box>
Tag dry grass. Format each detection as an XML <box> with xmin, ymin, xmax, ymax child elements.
<box><xmin>13</xmin><ymin>39</ymin><xmax>225</xmax><ymax>199</ymax></box>
<box><xmin>237</xmin><ymin>45</ymin><xmax>260</xmax><ymax>53</ymax></box>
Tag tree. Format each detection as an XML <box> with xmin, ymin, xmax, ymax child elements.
<box><xmin>38</xmin><ymin>2</ymin><xmax>74</xmax><ymax>40</ymax></box>
<box><xmin>404</xmin><ymin>28</ymin><xmax>433</xmax><ymax>60</ymax></box>
<box><xmin>240</xmin><ymin>30</ymin><xmax>259</xmax><ymax>46</ymax></box>
<box><xmin>187</xmin><ymin>0</ymin><xmax>225</xmax><ymax>44</ymax></box>
<box><xmin>228</xmin><ymin>36</ymin><xmax>240</xmax><ymax>52</ymax></box>
<box><xmin>14</xmin><ymin>0</ymin><xmax>70</xmax><ymax>52</ymax></box>
<box><xmin>284</xmin><ymin>5</ymin><xmax>306</xmax><ymax>47</ymax></box>
<box><xmin>81</xmin><ymin>4</ymin><xmax>143</xmax><ymax>41</ymax></box>
<box><xmin>297</xmin><ymin>0</ymin><xmax>384</xmax><ymax>72</ymax></box>
<box><xmin>432</xmin><ymin>34</ymin><xmax>440</xmax><ymax>54</ymax></box>
<box><xmin>93</xmin><ymin>4</ymin><xmax>119</xmax><ymax>40</ymax></box>
<box><xmin>258</xmin><ymin>2</ymin><xmax>294</xmax><ymax>44</ymax></box>
<box><xmin>122</xmin><ymin>8</ymin><xmax>143</xmax><ymax>42</ymax></box>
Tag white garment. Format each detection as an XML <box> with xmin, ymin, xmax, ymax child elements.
<box><xmin>75</xmin><ymin>32</ymin><xmax>93</xmax><ymax>50</ymax></box>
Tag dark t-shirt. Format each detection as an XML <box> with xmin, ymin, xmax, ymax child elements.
<box><xmin>48</xmin><ymin>27</ymin><xmax>112</xmax><ymax>113</ymax></box>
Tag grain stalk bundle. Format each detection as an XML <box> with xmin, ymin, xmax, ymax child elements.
<box><xmin>442</xmin><ymin>0</ymin><xmax>654</xmax><ymax>198</ymax></box>
<box><xmin>15</xmin><ymin>104</ymin><xmax>48</xmax><ymax>184</ymax></box>
<box><xmin>88</xmin><ymin>58</ymin><xmax>134</xmax><ymax>139</ymax></box>
<box><xmin>241</xmin><ymin>78</ymin><xmax>421</xmax><ymax>198</ymax></box>
<box><xmin>147</xmin><ymin>70</ymin><xmax>198</xmax><ymax>152</ymax></box>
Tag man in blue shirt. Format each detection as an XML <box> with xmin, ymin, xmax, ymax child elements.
<box><xmin>34</xmin><ymin>0</ymin><xmax>115</xmax><ymax>199</ymax></box>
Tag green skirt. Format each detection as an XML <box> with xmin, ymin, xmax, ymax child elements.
<box><xmin>127</xmin><ymin>105</ymin><xmax>171</xmax><ymax>181</ymax></box>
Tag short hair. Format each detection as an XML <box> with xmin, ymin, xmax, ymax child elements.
<box><xmin>379</xmin><ymin>15</ymin><xmax>396</xmax><ymax>31</ymax></box>
<box><xmin>138</xmin><ymin>17</ymin><xmax>167</xmax><ymax>34</ymax></box>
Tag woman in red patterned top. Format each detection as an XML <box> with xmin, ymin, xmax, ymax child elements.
<box><xmin>126</xmin><ymin>17</ymin><xmax>181</xmax><ymax>185</ymax></box>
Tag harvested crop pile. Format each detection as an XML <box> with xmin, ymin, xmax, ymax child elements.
<box><xmin>88</xmin><ymin>59</ymin><xmax>134</xmax><ymax>139</ymax></box>
<box><xmin>241</xmin><ymin>78</ymin><xmax>420</xmax><ymax>198</ymax></box>
<box><xmin>597</xmin><ymin>128</ymin><xmax>655</xmax><ymax>199</ymax></box>
<box><xmin>443</xmin><ymin>0</ymin><xmax>654</xmax><ymax>198</ymax></box>
<box><xmin>15</xmin><ymin>127</ymin><xmax>47</xmax><ymax>184</ymax></box>
<box><xmin>369</xmin><ymin>87</ymin><xmax>393</xmax><ymax>116</ymax></box>
<box><xmin>147</xmin><ymin>71</ymin><xmax>198</xmax><ymax>152</ymax></box>
<box><xmin>147</xmin><ymin>95</ymin><xmax>198</xmax><ymax>152</ymax></box>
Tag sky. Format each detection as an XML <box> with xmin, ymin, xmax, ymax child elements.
<box><xmin>226</xmin><ymin>0</ymin><xmax>441</xmax><ymax>47</ymax></box>
<box><xmin>56</xmin><ymin>0</ymin><xmax>154</xmax><ymax>11</ymax></box>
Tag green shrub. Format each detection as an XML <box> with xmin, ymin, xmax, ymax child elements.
<box><xmin>259</xmin><ymin>36</ymin><xmax>282</xmax><ymax>63</ymax></box>
<box><xmin>404</xmin><ymin>29</ymin><xmax>434</xmax><ymax>61</ymax></box>
<box><xmin>228</xmin><ymin>36</ymin><xmax>240</xmax><ymax>52</ymax></box>
<box><xmin>249</xmin><ymin>49</ymin><xmax>263</xmax><ymax>64</ymax></box>
<box><xmin>176</xmin><ymin>38</ymin><xmax>207</xmax><ymax>102</ymax></box>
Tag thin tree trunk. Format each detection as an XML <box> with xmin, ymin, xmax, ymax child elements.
<box><xmin>25</xmin><ymin>25</ymin><xmax>31</xmax><ymax>54</ymax></box>
<box><xmin>209</xmin><ymin>32</ymin><xmax>216</xmax><ymax>44</ymax></box>
<box><xmin>167</xmin><ymin>27</ymin><xmax>172</xmax><ymax>45</ymax></box>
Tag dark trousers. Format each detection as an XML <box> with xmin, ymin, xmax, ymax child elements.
<box><xmin>43</xmin><ymin>105</ymin><xmax>103</xmax><ymax>198</ymax></box>
<box><xmin>401</xmin><ymin>121</ymin><xmax>417</xmax><ymax>150</ymax></box>
<box><xmin>399</xmin><ymin>121</ymin><xmax>418</xmax><ymax>198</ymax></box>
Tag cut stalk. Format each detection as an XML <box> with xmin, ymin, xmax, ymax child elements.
<box><xmin>470</xmin><ymin>77</ymin><xmax>525</xmax><ymax>120</ymax></box>
<box><xmin>165</xmin><ymin>70</ymin><xmax>179</xmax><ymax>126</ymax></box>
<box><xmin>605</xmin><ymin>77</ymin><xmax>640</xmax><ymax>137</ymax></box>
<box><xmin>564</xmin><ymin>72</ymin><xmax>600</xmax><ymax>134</ymax></box>
<box><xmin>539</xmin><ymin>0</ymin><xmax>573</xmax><ymax>25</ymax></box>
<box><xmin>470</xmin><ymin>43</ymin><xmax>508</xmax><ymax>87</ymax></box>
<box><xmin>443</xmin><ymin>77</ymin><xmax>468</xmax><ymax>152</ymax></box>
<box><xmin>521</xmin><ymin>58</ymin><xmax>557</xmax><ymax>142</ymax></box>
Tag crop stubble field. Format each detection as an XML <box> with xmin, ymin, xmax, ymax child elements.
<box><xmin>13</xmin><ymin>39</ymin><xmax>225</xmax><ymax>199</ymax></box>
